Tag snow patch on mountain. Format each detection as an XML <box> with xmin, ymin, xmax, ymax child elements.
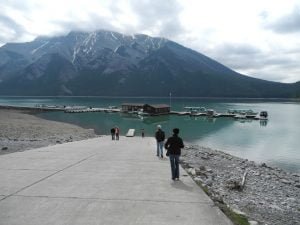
<box><xmin>31</xmin><ymin>41</ymin><xmax>49</xmax><ymax>55</ymax></box>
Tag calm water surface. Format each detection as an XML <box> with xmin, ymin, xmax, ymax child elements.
<box><xmin>0</xmin><ymin>97</ymin><xmax>299</xmax><ymax>172</ymax></box>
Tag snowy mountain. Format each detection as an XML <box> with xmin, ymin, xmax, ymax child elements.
<box><xmin>0</xmin><ymin>30</ymin><xmax>299</xmax><ymax>97</ymax></box>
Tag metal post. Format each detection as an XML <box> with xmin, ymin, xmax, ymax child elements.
<box><xmin>169</xmin><ymin>92</ymin><xmax>172</xmax><ymax>109</ymax></box>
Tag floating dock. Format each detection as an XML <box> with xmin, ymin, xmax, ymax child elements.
<box><xmin>0</xmin><ymin>105</ymin><xmax>267</xmax><ymax>120</ymax></box>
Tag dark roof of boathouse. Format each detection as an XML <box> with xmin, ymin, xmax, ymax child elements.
<box><xmin>121</xmin><ymin>103</ymin><xmax>169</xmax><ymax>108</ymax></box>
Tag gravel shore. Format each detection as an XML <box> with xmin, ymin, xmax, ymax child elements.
<box><xmin>0</xmin><ymin>109</ymin><xmax>98</xmax><ymax>154</ymax></box>
<box><xmin>181</xmin><ymin>144</ymin><xmax>300</xmax><ymax>225</ymax></box>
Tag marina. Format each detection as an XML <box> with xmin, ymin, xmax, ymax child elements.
<box><xmin>0</xmin><ymin>103</ymin><xmax>268</xmax><ymax>120</ymax></box>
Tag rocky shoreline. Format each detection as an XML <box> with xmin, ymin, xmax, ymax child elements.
<box><xmin>0</xmin><ymin>109</ymin><xmax>98</xmax><ymax>154</ymax></box>
<box><xmin>181</xmin><ymin>144</ymin><xmax>300</xmax><ymax>225</ymax></box>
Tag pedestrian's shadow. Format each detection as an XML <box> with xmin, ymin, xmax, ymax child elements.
<box><xmin>171</xmin><ymin>180</ymin><xmax>194</xmax><ymax>192</ymax></box>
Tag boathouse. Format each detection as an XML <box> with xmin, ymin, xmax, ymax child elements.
<box><xmin>121</xmin><ymin>103</ymin><xmax>170</xmax><ymax>115</ymax></box>
<box><xmin>143</xmin><ymin>104</ymin><xmax>170</xmax><ymax>115</ymax></box>
<box><xmin>121</xmin><ymin>103</ymin><xmax>144</xmax><ymax>112</ymax></box>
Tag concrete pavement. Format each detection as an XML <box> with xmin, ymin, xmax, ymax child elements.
<box><xmin>0</xmin><ymin>136</ymin><xmax>232</xmax><ymax>225</ymax></box>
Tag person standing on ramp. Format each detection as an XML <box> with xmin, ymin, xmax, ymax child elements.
<box><xmin>164</xmin><ymin>128</ymin><xmax>184</xmax><ymax>180</ymax></box>
<box><xmin>155</xmin><ymin>125</ymin><xmax>165</xmax><ymax>158</ymax></box>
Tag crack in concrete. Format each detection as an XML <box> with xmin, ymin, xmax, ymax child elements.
<box><xmin>0</xmin><ymin>153</ymin><xmax>98</xmax><ymax>202</ymax></box>
<box><xmin>13</xmin><ymin>194</ymin><xmax>212</xmax><ymax>205</ymax></box>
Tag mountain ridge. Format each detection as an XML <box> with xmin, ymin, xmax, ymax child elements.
<box><xmin>0</xmin><ymin>30</ymin><xmax>299</xmax><ymax>97</ymax></box>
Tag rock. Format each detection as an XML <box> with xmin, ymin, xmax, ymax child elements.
<box><xmin>281</xmin><ymin>201</ymin><xmax>288</xmax><ymax>206</ymax></box>
<box><xmin>56</xmin><ymin>140</ymin><xmax>62</xmax><ymax>144</ymax></box>
<box><xmin>194</xmin><ymin>177</ymin><xmax>204</xmax><ymax>183</ymax></box>
<box><xmin>261</xmin><ymin>163</ymin><xmax>267</xmax><ymax>168</ymax></box>
<box><xmin>231</xmin><ymin>208</ymin><xmax>246</xmax><ymax>216</ymax></box>
<box><xmin>199</xmin><ymin>165</ymin><xmax>206</xmax><ymax>171</ymax></box>
<box><xmin>281</xmin><ymin>179</ymin><xmax>292</xmax><ymax>184</ymax></box>
<box><xmin>241</xmin><ymin>159</ymin><xmax>248</xmax><ymax>163</ymax></box>
<box><xmin>201</xmin><ymin>155</ymin><xmax>209</xmax><ymax>160</ymax></box>
<box><xmin>226</xmin><ymin>179</ymin><xmax>242</xmax><ymax>190</ymax></box>
<box><xmin>1</xmin><ymin>147</ymin><xmax>8</xmax><ymax>150</ymax></box>
<box><xmin>295</xmin><ymin>184</ymin><xmax>300</xmax><ymax>188</ymax></box>
<box><xmin>212</xmin><ymin>195</ymin><xmax>224</xmax><ymax>204</ymax></box>
<box><xmin>265</xmin><ymin>175</ymin><xmax>271</xmax><ymax>179</ymax></box>
<box><xmin>205</xmin><ymin>178</ymin><xmax>213</xmax><ymax>186</ymax></box>
<box><xmin>188</xmin><ymin>168</ymin><xmax>196</xmax><ymax>176</ymax></box>
<box><xmin>249</xmin><ymin>221</ymin><xmax>258</xmax><ymax>225</ymax></box>
<box><xmin>195</xmin><ymin>168</ymin><xmax>207</xmax><ymax>177</ymax></box>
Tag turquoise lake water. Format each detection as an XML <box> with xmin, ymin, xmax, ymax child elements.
<box><xmin>0</xmin><ymin>97</ymin><xmax>299</xmax><ymax>173</ymax></box>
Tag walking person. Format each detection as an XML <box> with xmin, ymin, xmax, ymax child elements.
<box><xmin>115</xmin><ymin>126</ymin><xmax>120</xmax><ymax>140</ymax></box>
<box><xmin>164</xmin><ymin>128</ymin><xmax>184</xmax><ymax>181</ymax></box>
<box><xmin>110</xmin><ymin>127</ymin><xmax>115</xmax><ymax>140</ymax></box>
<box><xmin>141</xmin><ymin>128</ymin><xmax>145</xmax><ymax>138</ymax></box>
<box><xmin>155</xmin><ymin>125</ymin><xmax>165</xmax><ymax>158</ymax></box>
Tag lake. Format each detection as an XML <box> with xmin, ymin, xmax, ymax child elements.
<box><xmin>0</xmin><ymin>96</ymin><xmax>299</xmax><ymax>173</ymax></box>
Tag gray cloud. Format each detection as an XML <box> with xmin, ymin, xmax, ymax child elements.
<box><xmin>0</xmin><ymin>0</ymin><xmax>184</xmax><ymax>44</ymax></box>
<box><xmin>50</xmin><ymin>13</ymin><xmax>116</xmax><ymax>35</ymax></box>
<box><xmin>200</xmin><ymin>42</ymin><xmax>300</xmax><ymax>82</ymax></box>
<box><xmin>128</xmin><ymin>0</ymin><xmax>185</xmax><ymax>38</ymax></box>
<box><xmin>213</xmin><ymin>43</ymin><xmax>261</xmax><ymax>56</ymax></box>
<box><xmin>0</xmin><ymin>14</ymin><xmax>27</xmax><ymax>44</ymax></box>
<box><xmin>265</xmin><ymin>6</ymin><xmax>300</xmax><ymax>33</ymax></box>
<box><xmin>204</xmin><ymin>43</ymin><xmax>262</xmax><ymax>70</ymax></box>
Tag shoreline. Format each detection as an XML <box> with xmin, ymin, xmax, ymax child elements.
<box><xmin>1</xmin><ymin>108</ymin><xmax>299</xmax><ymax>224</ymax></box>
<box><xmin>0</xmin><ymin>108</ymin><xmax>98</xmax><ymax>155</ymax></box>
<box><xmin>181</xmin><ymin>145</ymin><xmax>300</xmax><ymax>225</ymax></box>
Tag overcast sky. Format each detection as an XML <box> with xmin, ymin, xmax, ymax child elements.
<box><xmin>1</xmin><ymin>0</ymin><xmax>300</xmax><ymax>83</ymax></box>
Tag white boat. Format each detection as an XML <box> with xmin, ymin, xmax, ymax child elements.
<box><xmin>206</xmin><ymin>109</ymin><xmax>216</xmax><ymax>117</ymax></box>
<box><xmin>178</xmin><ymin>111</ymin><xmax>190</xmax><ymax>116</ymax></box>
<box><xmin>234</xmin><ymin>112</ymin><xmax>247</xmax><ymax>119</ymax></box>
<box><xmin>138</xmin><ymin>110</ymin><xmax>150</xmax><ymax>116</ymax></box>
<box><xmin>228</xmin><ymin>109</ymin><xmax>257</xmax><ymax>116</ymax></box>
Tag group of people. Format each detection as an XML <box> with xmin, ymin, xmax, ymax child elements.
<box><xmin>155</xmin><ymin>125</ymin><xmax>184</xmax><ymax>181</ymax></box>
<box><xmin>110</xmin><ymin>126</ymin><xmax>120</xmax><ymax>140</ymax></box>
<box><xmin>109</xmin><ymin>124</ymin><xmax>184</xmax><ymax>181</ymax></box>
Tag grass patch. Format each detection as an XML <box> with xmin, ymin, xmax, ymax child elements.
<box><xmin>217</xmin><ymin>203</ymin><xmax>250</xmax><ymax>225</ymax></box>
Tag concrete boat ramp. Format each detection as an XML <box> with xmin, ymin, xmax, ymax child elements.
<box><xmin>0</xmin><ymin>136</ymin><xmax>232</xmax><ymax>225</ymax></box>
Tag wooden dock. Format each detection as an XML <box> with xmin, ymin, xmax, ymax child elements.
<box><xmin>64</xmin><ymin>108</ymin><xmax>120</xmax><ymax>113</ymax></box>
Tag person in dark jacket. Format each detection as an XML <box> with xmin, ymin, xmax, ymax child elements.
<box><xmin>155</xmin><ymin>125</ymin><xmax>165</xmax><ymax>158</ymax></box>
<box><xmin>164</xmin><ymin>128</ymin><xmax>184</xmax><ymax>180</ymax></box>
<box><xmin>110</xmin><ymin>127</ymin><xmax>115</xmax><ymax>140</ymax></box>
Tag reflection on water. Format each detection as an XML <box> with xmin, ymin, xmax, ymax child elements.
<box><xmin>120</xmin><ymin>113</ymin><xmax>170</xmax><ymax>125</ymax></box>
<box><xmin>260</xmin><ymin>120</ymin><xmax>268</xmax><ymax>127</ymax></box>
